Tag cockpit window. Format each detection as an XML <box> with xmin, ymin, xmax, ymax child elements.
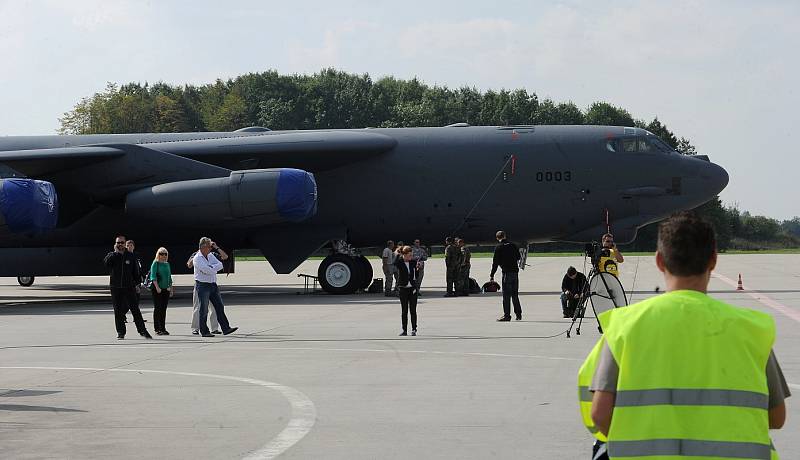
<box><xmin>623</xmin><ymin>139</ymin><xmax>637</xmax><ymax>152</ymax></box>
<box><xmin>648</xmin><ymin>137</ymin><xmax>673</xmax><ymax>153</ymax></box>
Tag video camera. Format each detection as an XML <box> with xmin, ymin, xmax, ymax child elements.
<box><xmin>584</xmin><ymin>242</ymin><xmax>610</xmax><ymax>268</ymax></box>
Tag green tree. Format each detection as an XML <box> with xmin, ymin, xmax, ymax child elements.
<box><xmin>584</xmin><ymin>102</ymin><xmax>634</xmax><ymax>126</ymax></box>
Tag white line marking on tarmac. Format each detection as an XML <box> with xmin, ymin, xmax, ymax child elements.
<box><xmin>712</xmin><ymin>273</ymin><xmax>800</xmax><ymax>324</ymax></box>
<box><xmin>0</xmin><ymin>366</ymin><xmax>316</xmax><ymax>460</ymax></box>
<box><xmin>16</xmin><ymin>344</ymin><xmax>581</xmax><ymax>361</ymax></box>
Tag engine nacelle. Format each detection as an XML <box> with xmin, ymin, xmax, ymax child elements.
<box><xmin>0</xmin><ymin>178</ymin><xmax>59</xmax><ymax>234</ymax></box>
<box><xmin>125</xmin><ymin>168</ymin><xmax>317</xmax><ymax>227</ymax></box>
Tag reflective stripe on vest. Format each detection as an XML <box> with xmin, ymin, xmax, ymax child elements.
<box><xmin>608</xmin><ymin>439</ymin><xmax>770</xmax><ymax>459</ymax></box>
<box><xmin>602</xmin><ymin>290</ymin><xmax>777</xmax><ymax>460</ymax></box>
<box><xmin>615</xmin><ymin>388</ymin><xmax>768</xmax><ymax>409</ymax></box>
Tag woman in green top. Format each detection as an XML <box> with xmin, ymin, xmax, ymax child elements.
<box><xmin>150</xmin><ymin>247</ymin><xmax>174</xmax><ymax>335</ymax></box>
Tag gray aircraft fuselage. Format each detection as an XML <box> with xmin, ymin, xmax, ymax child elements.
<box><xmin>0</xmin><ymin>125</ymin><xmax>728</xmax><ymax>289</ymax></box>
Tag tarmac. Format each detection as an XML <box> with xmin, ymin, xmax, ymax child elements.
<box><xmin>0</xmin><ymin>254</ymin><xmax>797</xmax><ymax>459</ymax></box>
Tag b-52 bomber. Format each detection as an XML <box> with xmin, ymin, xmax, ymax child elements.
<box><xmin>0</xmin><ymin>124</ymin><xmax>727</xmax><ymax>294</ymax></box>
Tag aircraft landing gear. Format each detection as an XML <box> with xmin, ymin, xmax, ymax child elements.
<box><xmin>17</xmin><ymin>276</ymin><xmax>35</xmax><ymax>287</ymax></box>
<box><xmin>318</xmin><ymin>241</ymin><xmax>373</xmax><ymax>294</ymax></box>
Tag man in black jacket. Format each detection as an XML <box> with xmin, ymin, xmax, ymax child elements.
<box><xmin>104</xmin><ymin>235</ymin><xmax>152</xmax><ymax>340</ymax></box>
<box><xmin>490</xmin><ymin>230</ymin><xmax>522</xmax><ymax>321</ymax></box>
<box><xmin>561</xmin><ymin>266</ymin><xmax>587</xmax><ymax>318</ymax></box>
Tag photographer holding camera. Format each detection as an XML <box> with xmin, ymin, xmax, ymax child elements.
<box><xmin>597</xmin><ymin>233</ymin><xmax>624</xmax><ymax>277</ymax></box>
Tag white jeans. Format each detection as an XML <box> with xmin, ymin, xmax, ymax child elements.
<box><xmin>191</xmin><ymin>284</ymin><xmax>219</xmax><ymax>331</ymax></box>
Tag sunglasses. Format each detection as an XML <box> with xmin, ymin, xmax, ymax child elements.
<box><xmin>158</xmin><ymin>252</ymin><xmax>168</xmax><ymax>256</ymax></box>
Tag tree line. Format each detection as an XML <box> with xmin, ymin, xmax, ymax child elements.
<box><xmin>58</xmin><ymin>68</ymin><xmax>798</xmax><ymax>251</ymax></box>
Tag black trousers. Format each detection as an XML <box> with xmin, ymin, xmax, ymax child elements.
<box><xmin>112</xmin><ymin>287</ymin><xmax>146</xmax><ymax>336</ymax></box>
<box><xmin>446</xmin><ymin>267</ymin><xmax>459</xmax><ymax>294</ymax></box>
<box><xmin>151</xmin><ymin>288</ymin><xmax>171</xmax><ymax>332</ymax></box>
<box><xmin>501</xmin><ymin>271</ymin><xmax>522</xmax><ymax>318</ymax></box>
<box><xmin>398</xmin><ymin>287</ymin><xmax>418</xmax><ymax>332</ymax></box>
<box><xmin>456</xmin><ymin>266</ymin><xmax>471</xmax><ymax>295</ymax></box>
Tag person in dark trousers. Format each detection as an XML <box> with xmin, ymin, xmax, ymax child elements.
<box><xmin>150</xmin><ymin>247</ymin><xmax>174</xmax><ymax>335</ymax></box>
<box><xmin>444</xmin><ymin>237</ymin><xmax>460</xmax><ymax>297</ymax></box>
<box><xmin>104</xmin><ymin>235</ymin><xmax>152</xmax><ymax>339</ymax></box>
<box><xmin>394</xmin><ymin>245</ymin><xmax>420</xmax><ymax>336</ymax></box>
<box><xmin>490</xmin><ymin>230</ymin><xmax>522</xmax><ymax>321</ymax></box>
<box><xmin>124</xmin><ymin>239</ymin><xmax>146</xmax><ymax>324</ymax></box>
<box><xmin>456</xmin><ymin>238</ymin><xmax>471</xmax><ymax>296</ymax></box>
<box><xmin>561</xmin><ymin>266</ymin><xmax>587</xmax><ymax>318</ymax></box>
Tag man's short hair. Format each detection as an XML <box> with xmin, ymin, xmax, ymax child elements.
<box><xmin>387</xmin><ymin>240</ymin><xmax>394</xmax><ymax>246</ymax></box>
<box><xmin>401</xmin><ymin>245</ymin><xmax>412</xmax><ymax>254</ymax></box>
<box><xmin>496</xmin><ymin>230</ymin><xmax>506</xmax><ymax>240</ymax></box>
<box><xmin>445</xmin><ymin>237</ymin><xmax>454</xmax><ymax>244</ymax></box>
<box><xmin>657</xmin><ymin>212</ymin><xmax>716</xmax><ymax>277</ymax></box>
<box><xmin>199</xmin><ymin>236</ymin><xmax>212</xmax><ymax>249</ymax></box>
<box><xmin>567</xmin><ymin>266</ymin><xmax>577</xmax><ymax>276</ymax></box>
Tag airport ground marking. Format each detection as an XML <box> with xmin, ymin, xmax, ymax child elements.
<box><xmin>712</xmin><ymin>273</ymin><xmax>800</xmax><ymax>324</ymax></box>
<box><xmin>0</xmin><ymin>366</ymin><xmax>316</xmax><ymax>460</ymax></box>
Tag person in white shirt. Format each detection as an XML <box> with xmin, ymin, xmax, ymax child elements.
<box><xmin>411</xmin><ymin>239</ymin><xmax>428</xmax><ymax>295</ymax></box>
<box><xmin>193</xmin><ymin>237</ymin><xmax>238</xmax><ymax>337</ymax></box>
<box><xmin>381</xmin><ymin>240</ymin><xmax>396</xmax><ymax>296</ymax></box>
<box><xmin>187</xmin><ymin>246</ymin><xmax>226</xmax><ymax>335</ymax></box>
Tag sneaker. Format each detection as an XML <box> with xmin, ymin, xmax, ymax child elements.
<box><xmin>201</xmin><ymin>332</ymin><xmax>215</xmax><ymax>337</ymax></box>
<box><xmin>191</xmin><ymin>330</ymin><xmax>199</xmax><ymax>335</ymax></box>
<box><xmin>140</xmin><ymin>332</ymin><xmax>153</xmax><ymax>339</ymax></box>
<box><xmin>399</xmin><ymin>331</ymin><xmax>407</xmax><ymax>336</ymax></box>
<box><xmin>496</xmin><ymin>316</ymin><xmax>511</xmax><ymax>322</ymax></box>
<box><xmin>516</xmin><ymin>316</ymin><xmax>522</xmax><ymax>321</ymax></box>
<box><xmin>212</xmin><ymin>330</ymin><xmax>222</xmax><ymax>334</ymax></box>
<box><xmin>222</xmin><ymin>327</ymin><xmax>238</xmax><ymax>335</ymax></box>
<box><xmin>156</xmin><ymin>331</ymin><xmax>165</xmax><ymax>335</ymax></box>
<box><xmin>411</xmin><ymin>330</ymin><xmax>417</xmax><ymax>336</ymax></box>
<box><xmin>161</xmin><ymin>330</ymin><xmax>170</xmax><ymax>336</ymax></box>
<box><xmin>117</xmin><ymin>335</ymin><xmax>124</xmax><ymax>340</ymax></box>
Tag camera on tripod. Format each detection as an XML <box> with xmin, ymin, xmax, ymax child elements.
<box><xmin>584</xmin><ymin>242</ymin><xmax>610</xmax><ymax>268</ymax></box>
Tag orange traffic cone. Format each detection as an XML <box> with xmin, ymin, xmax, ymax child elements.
<box><xmin>737</xmin><ymin>274</ymin><xmax>744</xmax><ymax>291</ymax></box>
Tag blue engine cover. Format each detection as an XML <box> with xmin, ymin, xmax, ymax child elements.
<box><xmin>0</xmin><ymin>179</ymin><xmax>59</xmax><ymax>233</ymax></box>
<box><xmin>276</xmin><ymin>168</ymin><xmax>318</xmax><ymax>222</ymax></box>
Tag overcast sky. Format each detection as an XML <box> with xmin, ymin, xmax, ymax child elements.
<box><xmin>1</xmin><ymin>0</ymin><xmax>797</xmax><ymax>219</ymax></box>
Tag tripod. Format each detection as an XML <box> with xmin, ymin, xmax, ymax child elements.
<box><xmin>566</xmin><ymin>265</ymin><xmax>624</xmax><ymax>338</ymax></box>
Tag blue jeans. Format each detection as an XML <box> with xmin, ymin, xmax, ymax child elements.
<box><xmin>561</xmin><ymin>292</ymin><xmax>579</xmax><ymax>316</ymax></box>
<box><xmin>196</xmin><ymin>281</ymin><xmax>231</xmax><ymax>334</ymax></box>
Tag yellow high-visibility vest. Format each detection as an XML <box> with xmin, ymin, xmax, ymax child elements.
<box><xmin>599</xmin><ymin>290</ymin><xmax>778</xmax><ymax>459</ymax></box>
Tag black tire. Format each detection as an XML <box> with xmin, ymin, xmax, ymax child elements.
<box><xmin>318</xmin><ymin>254</ymin><xmax>364</xmax><ymax>295</ymax></box>
<box><xmin>18</xmin><ymin>276</ymin><xmax>35</xmax><ymax>287</ymax></box>
<box><xmin>356</xmin><ymin>256</ymin><xmax>373</xmax><ymax>290</ymax></box>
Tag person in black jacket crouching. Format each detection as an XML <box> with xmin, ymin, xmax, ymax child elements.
<box><xmin>104</xmin><ymin>235</ymin><xmax>152</xmax><ymax>340</ymax></box>
<box><xmin>394</xmin><ymin>245</ymin><xmax>420</xmax><ymax>336</ymax></box>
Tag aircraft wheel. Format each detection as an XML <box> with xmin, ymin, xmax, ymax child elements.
<box><xmin>318</xmin><ymin>254</ymin><xmax>364</xmax><ymax>295</ymax></box>
<box><xmin>18</xmin><ymin>276</ymin><xmax>35</xmax><ymax>287</ymax></box>
<box><xmin>356</xmin><ymin>256</ymin><xmax>373</xmax><ymax>290</ymax></box>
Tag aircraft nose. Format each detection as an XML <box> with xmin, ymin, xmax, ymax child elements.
<box><xmin>704</xmin><ymin>159</ymin><xmax>729</xmax><ymax>195</ymax></box>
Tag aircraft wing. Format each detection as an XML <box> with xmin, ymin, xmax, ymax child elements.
<box><xmin>145</xmin><ymin>130</ymin><xmax>398</xmax><ymax>172</ymax></box>
<box><xmin>0</xmin><ymin>143</ymin><xmax>230</xmax><ymax>203</ymax></box>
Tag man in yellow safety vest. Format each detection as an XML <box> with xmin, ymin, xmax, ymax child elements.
<box><xmin>579</xmin><ymin>212</ymin><xmax>790</xmax><ymax>459</ymax></box>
